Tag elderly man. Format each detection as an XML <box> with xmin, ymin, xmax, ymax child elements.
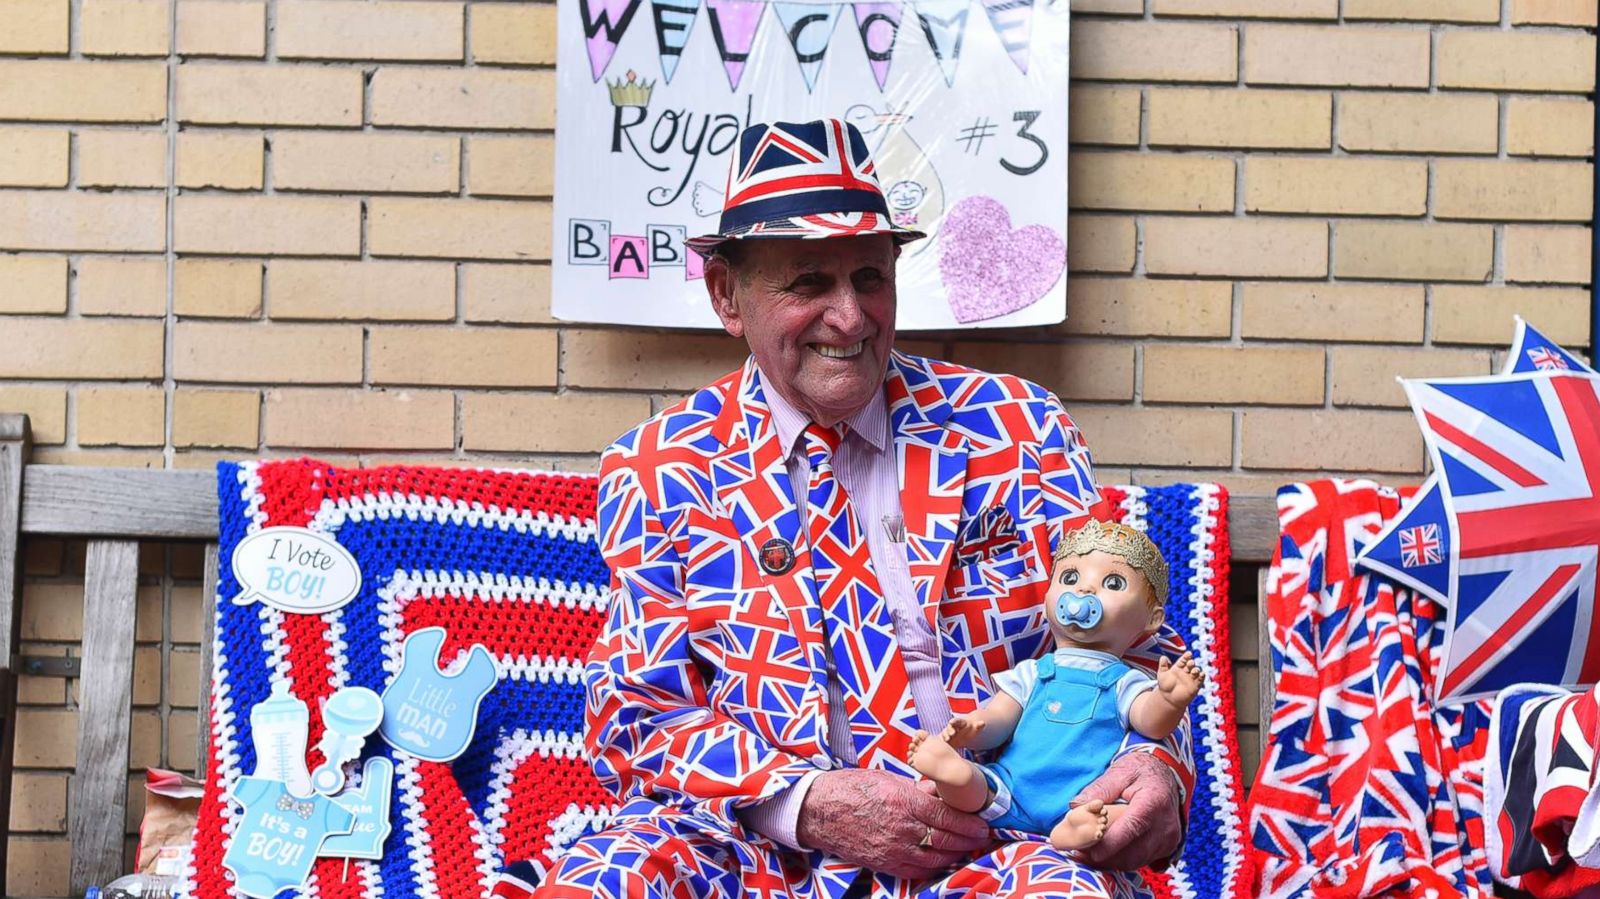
<box><xmin>536</xmin><ymin>118</ymin><xmax>1192</xmax><ymax>899</ymax></box>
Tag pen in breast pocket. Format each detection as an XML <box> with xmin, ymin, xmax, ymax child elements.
<box><xmin>882</xmin><ymin>514</ymin><xmax>905</xmax><ymax>544</ymax></box>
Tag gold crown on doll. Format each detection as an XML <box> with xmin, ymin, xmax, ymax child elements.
<box><xmin>1055</xmin><ymin>520</ymin><xmax>1169</xmax><ymax>607</ymax></box>
<box><xmin>607</xmin><ymin>70</ymin><xmax>655</xmax><ymax>107</ymax></box>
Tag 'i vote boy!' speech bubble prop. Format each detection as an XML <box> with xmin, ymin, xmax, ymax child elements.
<box><xmin>232</xmin><ymin>526</ymin><xmax>363</xmax><ymax>616</ymax></box>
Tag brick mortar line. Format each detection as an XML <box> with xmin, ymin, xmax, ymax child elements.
<box><xmin>163</xmin><ymin>0</ymin><xmax>177</xmax><ymax>469</ymax></box>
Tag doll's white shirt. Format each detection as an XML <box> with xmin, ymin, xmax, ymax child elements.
<box><xmin>992</xmin><ymin>647</ymin><xmax>1156</xmax><ymax>728</ymax></box>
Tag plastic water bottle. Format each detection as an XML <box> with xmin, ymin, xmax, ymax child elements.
<box><xmin>91</xmin><ymin>873</ymin><xmax>179</xmax><ymax>898</ymax></box>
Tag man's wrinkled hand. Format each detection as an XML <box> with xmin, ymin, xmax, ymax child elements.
<box><xmin>795</xmin><ymin>768</ymin><xmax>991</xmax><ymax>882</ymax></box>
<box><xmin>1068</xmin><ymin>752</ymin><xmax>1183</xmax><ymax>870</ymax></box>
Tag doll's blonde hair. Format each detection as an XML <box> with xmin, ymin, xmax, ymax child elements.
<box><xmin>1053</xmin><ymin>520</ymin><xmax>1169</xmax><ymax>608</ymax></box>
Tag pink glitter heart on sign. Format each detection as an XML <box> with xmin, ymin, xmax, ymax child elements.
<box><xmin>937</xmin><ymin>195</ymin><xmax>1065</xmax><ymax>324</ymax></box>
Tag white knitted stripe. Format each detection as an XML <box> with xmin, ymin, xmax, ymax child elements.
<box><xmin>306</xmin><ymin>493</ymin><xmax>596</xmax><ymax>544</ymax></box>
<box><xmin>369</xmin><ymin>572</ymin><xmax>406</xmax><ymax>895</ymax></box>
<box><xmin>376</xmin><ymin>574</ymin><xmax>407</xmax><ymax>678</ymax></box>
<box><xmin>358</xmin><ymin>858</ymin><xmax>382</xmax><ymax>898</ymax></box>
<box><xmin>500</xmin><ymin>657</ymin><xmax>585</xmax><ymax>685</ymax></box>
<box><xmin>241</xmin><ymin>460</ymin><xmax>267</xmax><ymax>529</ymax></box>
<box><xmin>1186</xmin><ymin>483</ymin><xmax>1247</xmax><ymax>899</ymax></box>
<box><xmin>1117</xmin><ymin>486</ymin><xmax>1148</xmax><ymax>531</ymax></box>
<box><xmin>465</xmin><ymin>784</ymin><xmax>500</xmax><ymax>898</ymax></box>
<box><xmin>325</xmin><ymin>606</ymin><xmax>351</xmax><ymax>690</ymax></box>
<box><xmin>543</xmin><ymin>805</ymin><xmax>619</xmax><ymax>867</ymax></box>
<box><xmin>396</xmin><ymin>754</ymin><xmax>440</xmax><ymax>899</ymax></box>
<box><xmin>484</xmin><ymin>729</ymin><xmax>536</xmax><ymax>848</ymax></box>
<box><xmin>386</xmin><ymin>569</ymin><xmax>606</xmax><ymax>613</ymax></box>
<box><xmin>481</xmin><ymin>729</ymin><xmax>540</xmax><ymax>881</ymax></box>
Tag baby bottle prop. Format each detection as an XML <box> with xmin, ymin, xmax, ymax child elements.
<box><xmin>250</xmin><ymin>682</ymin><xmax>314</xmax><ymax>797</ymax></box>
<box><xmin>311</xmin><ymin>687</ymin><xmax>383</xmax><ymax>795</ymax></box>
<box><xmin>1054</xmin><ymin>591</ymin><xmax>1103</xmax><ymax>631</ymax></box>
<box><xmin>380</xmin><ymin>627</ymin><xmax>497</xmax><ymax>762</ymax></box>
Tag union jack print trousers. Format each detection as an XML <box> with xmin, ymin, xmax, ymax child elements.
<box><xmin>530</xmin><ymin>799</ymin><xmax>1152</xmax><ymax>899</ymax></box>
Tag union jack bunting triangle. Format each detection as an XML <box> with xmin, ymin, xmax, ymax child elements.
<box><xmin>1355</xmin><ymin>318</ymin><xmax>1600</xmax><ymax>704</ymax></box>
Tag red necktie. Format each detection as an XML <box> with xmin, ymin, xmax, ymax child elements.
<box><xmin>802</xmin><ymin>423</ymin><xmax>921</xmax><ymax>773</ymax></box>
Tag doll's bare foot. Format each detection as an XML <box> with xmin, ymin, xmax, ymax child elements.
<box><xmin>1049</xmin><ymin>800</ymin><xmax>1110</xmax><ymax>851</ymax></box>
<box><xmin>908</xmin><ymin>730</ymin><xmax>972</xmax><ymax>785</ymax></box>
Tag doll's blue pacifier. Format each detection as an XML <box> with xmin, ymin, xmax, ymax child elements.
<box><xmin>1054</xmin><ymin>591</ymin><xmax>1103</xmax><ymax>631</ymax></box>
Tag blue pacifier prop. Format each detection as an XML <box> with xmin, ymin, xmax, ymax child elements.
<box><xmin>1054</xmin><ymin>591</ymin><xmax>1103</xmax><ymax>630</ymax></box>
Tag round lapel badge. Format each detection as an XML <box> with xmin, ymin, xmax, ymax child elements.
<box><xmin>758</xmin><ymin>537</ymin><xmax>796</xmax><ymax>576</ymax></box>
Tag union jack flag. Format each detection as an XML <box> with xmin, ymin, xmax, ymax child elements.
<box><xmin>1250</xmin><ymin>480</ymin><xmax>1499</xmax><ymax>898</ymax></box>
<box><xmin>1399</xmin><ymin>523</ymin><xmax>1442</xmax><ymax>567</ymax></box>
<box><xmin>1407</xmin><ymin>370</ymin><xmax>1600</xmax><ymax>702</ymax></box>
<box><xmin>1485</xmin><ymin>683</ymin><xmax>1600</xmax><ymax>896</ymax></box>
<box><xmin>1528</xmin><ymin>347</ymin><xmax>1570</xmax><ymax>371</ymax></box>
<box><xmin>1354</xmin><ymin>318</ymin><xmax>1600</xmax><ymax>704</ymax></box>
<box><xmin>1510</xmin><ymin>316</ymin><xmax>1588</xmax><ymax>376</ymax></box>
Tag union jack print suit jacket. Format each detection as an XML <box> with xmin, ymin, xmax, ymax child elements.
<box><xmin>587</xmin><ymin>352</ymin><xmax>1195</xmax><ymax>878</ymax></box>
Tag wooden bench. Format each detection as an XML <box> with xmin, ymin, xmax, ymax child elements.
<box><xmin>0</xmin><ymin>411</ymin><xmax>1283</xmax><ymax>895</ymax></box>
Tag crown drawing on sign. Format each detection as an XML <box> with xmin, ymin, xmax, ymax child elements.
<box><xmin>608</xmin><ymin>70</ymin><xmax>655</xmax><ymax>107</ymax></box>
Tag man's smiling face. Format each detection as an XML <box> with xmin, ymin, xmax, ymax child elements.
<box><xmin>706</xmin><ymin>234</ymin><xmax>899</xmax><ymax>426</ymax></box>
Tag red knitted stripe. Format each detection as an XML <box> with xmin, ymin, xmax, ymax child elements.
<box><xmin>319</xmin><ymin>464</ymin><xmax>599</xmax><ymax>525</ymax></box>
<box><xmin>398</xmin><ymin>595</ymin><xmax>606</xmax><ymax>663</ymax></box>
<box><xmin>497</xmin><ymin>751</ymin><xmax>615</xmax><ymax>865</ymax></box>
<box><xmin>1098</xmin><ymin>486</ymin><xmax>1129</xmax><ymax>524</ymax></box>
<box><xmin>412</xmin><ymin>758</ymin><xmax>493</xmax><ymax>899</ymax></box>
<box><xmin>1204</xmin><ymin>487</ymin><xmax>1256</xmax><ymax>899</ymax></box>
<box><xmin>188</xmin><ymin>736</ymin><xmax>230</xmax><ymax>899</ymax></box>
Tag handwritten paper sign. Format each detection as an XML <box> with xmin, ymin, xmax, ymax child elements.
<box><xmin>553</xmin><ymin>0</ymin><xmax>1070</xmax><ymax>330</ymax></box>
<box><xmin>232</xmin><ymin>526</ymin><xmax>362</xmax><ymax>616</ymax></box>
<box><xmin>379</xmin><ymin>628</ymin><xmax>497</xmax><ymax>762</ymax></box>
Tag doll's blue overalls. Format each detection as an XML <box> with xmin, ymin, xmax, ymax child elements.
<box><xmin>979</xmin><ymin>653</ymin><xmax>1132</xmax><ymax>835</ymax></box>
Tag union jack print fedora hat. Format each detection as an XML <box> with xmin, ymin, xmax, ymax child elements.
<box><xmin>686</xmin><ymin>117</ymin><xmax>926</xmax><ymax>257</ymax></box>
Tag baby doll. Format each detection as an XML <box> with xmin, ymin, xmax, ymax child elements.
<box><xmin>909</xmin><ymin>519</ymin><xmax>1204</xmax><ymax>851</ymax></box>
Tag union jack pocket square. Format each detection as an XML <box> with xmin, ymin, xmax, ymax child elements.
<box><xmin>956</xmin><ymin>505</ymin><xmax>1021</xmax><ymax>563</ymax></box>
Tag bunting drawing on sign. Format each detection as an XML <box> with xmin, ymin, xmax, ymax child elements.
<box><xmin>979</xmin><ymin>0</ymin><xmax>1035</xmax><ymax>74</ymax></box>
<box><xmin>914</xmin><ymin>0</ymin><xmax>972</xmax><ymax>87</ymax></box>
<box><xmin>579</xmin><ymin>0</ymin><xmax>646</xmax><ymax>82</ymax></box>
<box><xmin>774</xmin><ymin>3</ymin><xmax>843</xmax><ymax>93</ymax></box>
<box><xmin>845</xmin><ymin>104</ymin><xmax>945</xmax><ymax>237</ymax></box>
<box><xmin>852</xmin><ymin>2</ymin><xmax>903</xmax><ymax>91</ymax></box>
<box><xmin>650</xmin><ymin>0</ymin><xmax>699</xmax><ymax>83</ymax></box>
<box><xmin>705</xmin><ymin>0</ymin><xmax>766</xmax><ymax>90</ymax></box>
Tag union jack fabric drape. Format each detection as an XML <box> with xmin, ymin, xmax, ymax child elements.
<box><xmin>1249</xmin><ymin>479</ymin><xmax>1500</xmax><ymax>898</ymax></box>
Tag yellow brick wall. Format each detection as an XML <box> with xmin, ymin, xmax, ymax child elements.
<box><xmin>0</xmin><ymin>0</ymin><xmax>1595</xmax><ymax>892</ymax></box>
<box><xmin>8</xmin><ymin>541</ymin><xmax>206</xmax><ymax>896</ymax></box>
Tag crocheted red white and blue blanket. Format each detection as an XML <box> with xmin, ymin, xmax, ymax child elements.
<box><xmin>185</xmin><ymin>461</ymin><xmax>1247</xmax><ymax>899</ymax></box>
